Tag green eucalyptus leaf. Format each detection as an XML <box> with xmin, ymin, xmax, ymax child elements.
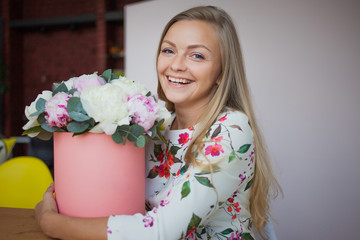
<box><xmin>69</xmin><ymin>111</ymin><xmax>90</xmax><ymax>122</ymax></box>
<box><xmin>128</xmin><ymin>124</ymin><xmax>145</xmax><ymax>142</ymax></box>
<box><xmin>69</xmin><ymin>88</ymin><xmax>77</xmax><ymax>95</ymax></box>
<box><xmin>156</xmin><ymin>118</ymin><xmax>165</xmax><ymax>127</ymax></box>
<box><xmin>112</xmin><ymin>130</ymin><xmax>124</xmax><ymax>144</ymax></box>
<box><xmin>111</xmin><ymin>73</ymin><xmax>118</xmax><ymax>80</ymax></box>
<box><xmin>67</xmin><ymin>97</ymin><xmax>86</xmax><ymax>114</ymax></box>
<box><xmin>149</xmin><ymin>125</ymin><xmax>157</xmax><ymax>138</ymax></box>
<box><xmin>30</xmin><ymin>98</ymin><xmax>46</xmax><ymax>117</ymax></box>
<box><xmin>102</xmin><ymin>69</ymin><xmax>112</xmax><ymax>82</ymax></box>
<box><xmin>52</xmin><ymin>82</ymin><xmax>68</xmax><ymax>95</ymax></box>
<box><xmin>41</xmin><ymin>122</ymin><xmax>59</xmax><ymax>132</ymax></box>
<box><xmin>22</xmin><ymin>125</ymin><xmax>43</xmax><ymax>135</ymax></box>
<box><xmin>117</xmin><ymin>125</ymin><xmax>130</xmax><ymax>136</ymax></box>
<box><xmin>37</xmin><ymin>112</ymin><xmax>47</xmax><ymax>124</ymax></box>
<box><xmin>66</xmin><ymin>121</ymin><xmax>90</xmax><ymax>133</ymax></box>
<box><xmin>87</xmin><ymin>118</ymin><xmax>96</xmax><ymax>128</ymax></box>
<box><xmin>135</xmin><ymin>135</ymin><xmax>146</xmax><ymax>148</ymax></box>
<box><xmin>36</xmin><ymin>98</ymin><xmax>46</xmax><ymax>111</ymax></box>
<box><xmin>130</xmin><ymin>124</ymin><xmax>145</xmax><ymax>136</ymax></box>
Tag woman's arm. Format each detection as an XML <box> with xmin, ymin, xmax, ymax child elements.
<box><xmin>35</xmin><ymin>184</ymin><xmax>108</xmax><ymax>240</ymax></box>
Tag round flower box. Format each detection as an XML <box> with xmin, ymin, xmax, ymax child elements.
<box><xmin>54</xmin><ymin>132</ymin><xmax>145</xmax><ymax>217</ymax></box>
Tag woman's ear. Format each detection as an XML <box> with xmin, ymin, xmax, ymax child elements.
<box><xmin>215</xmin><ymin>76</ymin><xmax>221</xmax><ymax>85</ymax></box>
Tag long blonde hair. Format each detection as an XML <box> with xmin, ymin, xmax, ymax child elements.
<box><xmin>156</xmin><ymin>6</ymin><xmax>281</xmax><ymax>238</ymax></box>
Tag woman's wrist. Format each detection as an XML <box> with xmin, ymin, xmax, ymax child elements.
<box><xmin>39</xmin><ymin>211</ymin><xmax>63</xmax><ymax>238</ymax></box>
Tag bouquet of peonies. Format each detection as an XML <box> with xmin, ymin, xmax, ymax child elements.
<box><xmin>22</xmin><ymin>69</ymin><xmax>170</xmax><ymax>148</ymax></box>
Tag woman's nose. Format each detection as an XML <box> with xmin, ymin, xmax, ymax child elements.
<box><xmin>170</xmin><ymin>55</ymin><xmax>186</xmax><ymax>72</ymax></box>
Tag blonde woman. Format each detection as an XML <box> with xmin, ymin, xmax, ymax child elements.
<box><xmin>35</xmin><ymin>6</ymin><xmax>281</xmax><ymax>240</ymax></box>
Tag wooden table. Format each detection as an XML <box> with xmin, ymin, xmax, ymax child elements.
<box><xmin>0</xmin><ymin>207</ymin><xmax>53</xmax><ymax>240</ymax></box>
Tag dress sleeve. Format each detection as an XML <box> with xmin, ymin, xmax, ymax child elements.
<box><xmin>107</xmin><ymin>111</ymin><xmax>255</xmax><ymax>239</ymax></box>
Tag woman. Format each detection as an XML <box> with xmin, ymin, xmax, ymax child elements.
<box><xmin>35</xmin><ymin>6</ymin><xmax>281</xmax><ymax>240</ymax></box>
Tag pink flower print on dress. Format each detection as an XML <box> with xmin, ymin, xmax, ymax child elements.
<box><xmin>210</xmin><ymin>136</ymin><xmax>223</xmax><ymax>142</ymax></box>
<box><xmin>178</xmin><ymin>132</ymin><xmax>190</xmax><ymax>146</ymax></box>
<box><xmin>143</xmin><ymin>215</ymin><xmax>154</xmax><ymax>227</ymax></box>
<box><xmin>218</xmin><ymin>115</ymin><xmax>227</xmax><ymax>122</ymax></box>
<box><xmin>249</xmin><ymin>149</ymin><xmax>255</xmax><ymax>164</ymax></box>
<box><xmin>228</xmin><ymin>231</ymin><xmax>241</xmax><ymax>240</ymax></box>
<box><xmin>45</xmin><ymin>92</ymin><xmax>71</xmax><ymax>127</ymax></box>
<box><xmin>239</xmin><ymin>174</ymin><xmax>246</xmax><ymax>185</ymax></box>
<box><xmin>185</xmin><ymin>226</ymin><xmax>196</xmax><ymax>240</ymax></box>
<box><xmin>205</xmin><ymin>144</ymin><xmax>224</xmax><ymax>157</ymax></box>
<box><xmin>160</xmin><ymin>199</ymin><xmax>170</xmax><ymax>207</ymax></box>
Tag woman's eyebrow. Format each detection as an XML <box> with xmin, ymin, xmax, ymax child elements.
<box><xmin>162</xmin><ymin>40</ymin><xmax>211</xmax><ymax>52</ymax></box>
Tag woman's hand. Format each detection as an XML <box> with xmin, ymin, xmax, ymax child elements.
<box><xmin>34</xmin><ymin>183</ymin><xmax>109</xmax><ymax>240</ymax></box>
<box><xmin>35</xmin><ymin>183</ymin><xmax>59</xmax><ymax>237</ymax></box>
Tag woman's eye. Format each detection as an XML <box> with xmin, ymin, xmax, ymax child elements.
<box><xmin>192</xmin><ymin>53</ymin><xmax>204</xmax><ymax>60</ymax></box>
<box><xmin>161</xmin><ymin>48</ymin><xmax>174</xmax><ymax>54</ymax></box>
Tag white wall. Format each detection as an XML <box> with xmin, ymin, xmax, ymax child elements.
<box><xmin>125</xmin><ymin>0</ymin><xmax>360</xmax><ymax>239</ymax></box>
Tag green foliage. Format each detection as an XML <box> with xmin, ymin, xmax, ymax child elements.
<box><xmin>29</xmin><ymin>98</ymin><xmax>46</xmax><ymax>117</ymax></box>
<box><xmin>22</xmin><ymin>69</ymin><xmax>169</xmax><ymax>148</ymax></box>
<box><xmin>101</xmin><ymin>69</ymin><xmax>118</xmax><ymax>83</ymax></box>
<box><xmin>52</xmin><ymin>82</ymin><xmax>68</xmax><ymax>95</ymax></box>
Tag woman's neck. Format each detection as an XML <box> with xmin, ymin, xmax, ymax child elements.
<box><xmin>171</xmin><ymin>104</ymin><xmax>207</xmax><ymax>130</ymax></box>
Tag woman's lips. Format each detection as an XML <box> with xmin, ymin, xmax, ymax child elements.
<box><xmin>167</xmin><ymin>76</ymin><xmax>193</xmax><ymax>87</ymax></box>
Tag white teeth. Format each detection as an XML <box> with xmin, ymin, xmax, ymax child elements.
<box><xmin>168</xmin><ymin>77</ymin><xmax>191</xmax><ymax>84</ymax></box>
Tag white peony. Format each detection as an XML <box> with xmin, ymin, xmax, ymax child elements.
<box><xmin>110</xmin><ymin>77</ymin><xmax>148</xmax><ymax>97</ymax></box>
<box><xmin>63</xmin><ymin>77</ymin><xmax>76</xmax><ymax>91</ymax></box>
<box><xmin>80</xmin><ymin>84</ymin><xmax>130</xmax><ymax>135</ymax></box>
<box><xmin>156</xmin><ymin>101</ymin><xmax>172</xmax><ymax>129</ymax></box>
<box><xmin>23</xmin><ymin>90</ymin><xmax>53</xmax><ymax>137</ymax></box>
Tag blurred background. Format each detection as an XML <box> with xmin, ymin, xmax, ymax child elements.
<box><xmin>1</xmin><ymin>0</ymin><xmax>360</xmax><ymax>239</ymax></box>
<box><xmin>0</xmin><ymin>0</ymin><xmax>144</xmax><ymax>167</ymax></box>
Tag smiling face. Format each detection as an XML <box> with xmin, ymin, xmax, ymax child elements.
<box><xmin>157</xmin><ymin>20</ymin><xmax>221</xmax><ymax>113</ymax></box>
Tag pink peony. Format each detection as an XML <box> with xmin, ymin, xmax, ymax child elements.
<box><xmin>127</xmin><ymin>94</ymin><xmax>158</xmax><ymax>131</ymax></box>
<box><xmin>45</xmin><ymin>92</ymin><xmax>71</xmax><ymax>127</ymax></box>
<box><xmin>72</xmin><ymin>73</ymin><xmax>106</xmax><ymax>93</ymax></box>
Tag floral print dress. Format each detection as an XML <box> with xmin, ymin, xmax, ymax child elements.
<box><xmin>107</xmin><ymin>109</ymin><xmax>255</xmax><ymax>240</ymax></box>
